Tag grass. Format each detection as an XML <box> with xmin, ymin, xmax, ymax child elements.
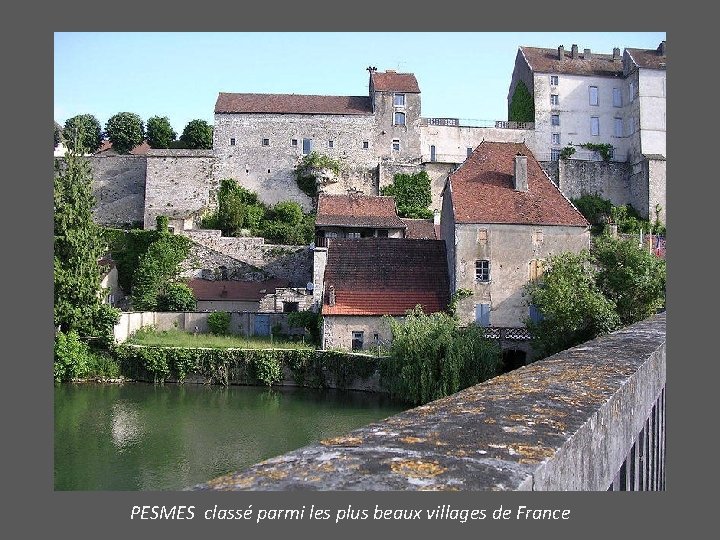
<box><xmin>127</xmin><ymin>328</ymin><xmax>315</xmax><ymax>350</ymax></box>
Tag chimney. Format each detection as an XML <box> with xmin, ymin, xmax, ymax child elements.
<box><xmin>613</xmin><ymin>47</ymin><xmax>621</xmax><ymax>61</ymax></box>
<box><xmin>433</xmin><ymin>209</ymin><xmax>440</xmax><ymax>226</ymax></box>
<box><xmin>312</xmin><ymin>246</ymin><xmax>328</xmax><ymax>308</ymax></box>
<box><xmin>584</xmin><ymin>48</ymin><xmax>592</xmax><ymax>60</ymax></box>
<box><xmin>558</xmin><ymin>45</ymin><xmax>565</xmax><ymax>60</ymax></box>
<box><xmin>513</xmin><ymin>153</ymin><xmax>528</xmax><ymax>192</ymax></box>
<box><xmin>571</xmin><ymin>44</ymin><xmax>579</xmax><ymax>59</ymax></box>
<box><xmin>658</xmin><ymin>41</ymin><xmax>666</xmax><ymax>55</ymax></box>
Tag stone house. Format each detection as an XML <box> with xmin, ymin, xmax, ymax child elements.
<box><xmin>212</xmin><ymin>69</ymin><xmax>422</xmax><ymax>211</ymax></box>
<box><xmin>508</xmin><ymin>42</ymin><xmax>666</xmax><ymax>221</ymax></box>
<box><xmin>313</xmin><ymin>238</ymin><xmax>450</xmax><ymax>351</ymax></box>
<box><xmin>441</xmin><ymin>141</ymin><xmax>590</xmax><ymax>334</ymax></box>
<box><xmin>314</xmin><ymin>193</ymin><xmax>407</xmax><ymax>246</ymax></box>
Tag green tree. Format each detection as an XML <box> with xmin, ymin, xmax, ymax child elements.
<box><xmin>523</xmin><ymin>251</ymin><xmax>620</xmax><ymax>360</ymax></box>
<box><xmin>216</xmin><ymin>178</ymin><xmax>266</xmax><ymax>236</ymax></box>
<box><xmin>130</xmin><ymin>232</ymin><xmax>191</xmax><ymax>311</ymax></box>
<box><xmin>592</xmin><ymin>235</ymin><xmax>666</xmax><ymax>326</ymax></box>
<box><xmin>208</xmin><ymin>311</ymin><xmax>231</xmax><ymax>335</ymax></box>
<box><xmin>146</xmin><ymin>116</ymin><xmax>177</xmax><ymax>149</ymax></box>
<box><xmin>157</xmin><ymin>282</ymin><xmax>197</xmax><ymax>312</ymax></box>
<box><xmin>381</xmin><ymin>307</ymin><xmax>502</xmax><ymax>405</ymax></box>
<box><xmin>271</xmin><ymin>201</ymin><xmax>304</xmax><ymax>226</ymax></box>
<box><xmin>54</xmin><ymin>144</ymin><xmax>119</xmax><ymax>346</ymax></box>
<box><xmin>63</xmin><ymin>114</ymin><xmax>102</xmax><ymax>153</ymax></box>
<box><xmin>54</xmin><ymin>330</ymin><xmax>91</xmax><ymax>383</ymax></box>
<box><xmin>287</xmin><ymin>310</ymin><xmax>322</xmax><ymax>345</ymax></box>
<box><xmin>380</xmin><ymin>171</ymin><xmax>433</xmax><ymax>219</ymax></box>
<box><xmin>180</xmin><ymin>119</ymin><xmax>213</xmax><ymax>149</ymax></box>
<box><xmin>54</xmin><ymin>121</ymin><xmax>63</xmax><ymax>149</ymax></box>
<box><xmin>509</xmin><ymin>80</ymin><xmax>535</xmax><ymax>123</ymax></box>
<box><xmin>105</xmin><ymin>112</ymin><xmax>145</xmax><ymax>154</ymax></box>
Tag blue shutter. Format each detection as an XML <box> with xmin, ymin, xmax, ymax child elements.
<box><xmin>529</xmin><ymin>304</ymin><xmax>543</xmax><ymax>323</ymax></box>
<box><xmin>475</xmin><ymin>304</ymin><xmax>490</xmax><ymax>327</ymax></box>
<box><xmin>302</xmin><ymin>138</ymin><xmax>312</xmax><ymax>155</ymax></box>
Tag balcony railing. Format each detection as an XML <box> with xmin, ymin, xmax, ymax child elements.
<box><xmin>191</xmin><ymin>313</ymin><xmax>666</xmax><ymax>491</ymax></box>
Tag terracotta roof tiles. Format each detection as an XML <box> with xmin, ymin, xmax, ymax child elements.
<box><xmin>215</xmin><ymin>93</ymin><xmax>372</xmax><ymax>115</ymax></box>
<box><xmin>401</xmin><ymin>218</ymin><xmax>438</xmax><ymax>240</ymax></box>
<box><xmin>370</xmin><ymin>71</ymin><xmax>420</xmax><ymax>93</ymax></box>
<box><xmin>626</xmin><ymin>45</ymin><xmax>667</xmax><ymax>70</ymax></box>
<box><xmin>187</xmin><ymin>278</ymin><xmax>290</xmax><ymax>302</ymax></box>
<box><xmin>316</xmin><ymin>194</ymin><xmax>406</xmax><ymax>229</ymax></box>
<box><xmin>322</xmin><ymin>238</ymin><xmax>449</xmax><ymax>316</ymax></box>
<box><xmin>447</xmin><ymin>141</ymin><xmax>589</xmax><ymax>227</ymax></box>
<box><xmin>520</xmin><ymin>46</ymin><xmax>624</xmax><ymax>78</ymax></box>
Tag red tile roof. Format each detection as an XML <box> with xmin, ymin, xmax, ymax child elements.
<box><xmin>316</xmin><ymin>194</ymin><xmax>406</xmax><ymax>229</ymax></box>
<box><xmin>626</xmin><ymin>44</ymin><xmax>667</xmax><ymax>70</ymax></box>
<box><xmin>371</xmin><ymin>70</ymin><xmax>420</xmax><ymax>93</ymax></box>
<box><xmin>215</xmin><ymin>93</ymin><xmax>372</xmax><ymax>115</ymax></box>
<box><xmin>187</xmin><ymin>278</ymin><xmax>290</xmax><ymax>302</ymax></box>
<box><xmin>447</xmin><ymin>141</ymin><xmax>589</xmax><ymax>227</ymax></box>
<box><xmin>401</xmin><ymin>218</ymin><xmax>438</xmax><ymax>240</ymax></box>
<box><xmin>322</xmin><ymin>238</ymin><xmax>449</xmax><ymax>316</ymax></box>
<box><xmin>520</xmin><ymin>46</ymin><xmax>624</xmax><ymax>77</ymax></box>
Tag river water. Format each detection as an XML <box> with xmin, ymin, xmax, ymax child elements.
<box><xmin>54</xmin><ymin>382</ymin><xmax>406</xmax><ymax>491</ymax></box>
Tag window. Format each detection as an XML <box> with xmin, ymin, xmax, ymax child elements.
<box><xmin>551</xmin><ymin>114</ymin><xmax>560</xmax><ymax>126</ymax></box>
<box><xmin>430</xmin><ymin>145</ymin><xmax>436</xmax><ymax>162</ymax></box>
<box><xmin>262</xmin><ymin>138</ymin><xmax>270</xmax><ymax>146</ymax></box>
<box><xmin>351</xmin><ymin>331</ymin><xmax>364</xmax><ymax>351</ymax></box>
<box><xmin>324</xmin><ymin>231</ymin><xmax>338</xmax><ymax>239</ymax></box>
<box><xmin>328</xmin><ymin>140</ymin><xmax>334</xmax><ymax>148</ymax></box>
<box><xmin>394</xmin><ymin>93</ymin><xmax>405</xmax><ymax>106</ymax></box>
<box><xmin>550</xmin><ymin>75</ymin><xmax>559</xmax><ymax>86</ymax></box>
<box><xmin>392</xmin><ymin>139</ymin><xmax>401</xmax><ymax>151</ymax></box>
<box><xmin>629</xmin><ymin>82</ymin><xmax>636</xmax><ymax>102</ymax></box>
<box><xmin>230</xmin><ymin>137</ymin><xmax>236</xmax><ymax>146</ymax></box>
<box><xmin>302</xmin><ymin>138</ymin><xmax>312</xmax><ymax>155</ymax></box>
<box><xmin>529</xmin><ymin>259</ymin><xmax>544</xmax><ymax>281</ymax></box>
<box><xmin>376</xmin><ymin>229</ymin><xmax>388</xmax><ymax>238</ymax></box>
<box><xmin>283</xmin><ymin>301</ymin><xmax>299</xmax><ymax>313</ymax></box>
<box><xmin>627</xmin><ymin>116</ymin><xmax>635</xmax><ymax>135</ymax></box>
<box><xmin>291</xmin><ymin>138</ymin><xmax>298</xmax><ymax>146</ymax></box>
<box><xmin>394</xmin><ymin>111</ymin><xmax>406</xmax><ymax>125</ymax></box>
<box><xmin>589</xmin><ymin>86</ymin><xmax>599</xmax><ymax>106</ymax></box>
<box><xmin>475</xmin><ymin>304</ymin><xmax>490</xmax><ymax>327</ymax></box>
<box><xmin>614</xmin><ymin>117</ymin><xmax>623</xmax><ymax>137</ymax></box>
<box><xmin>467</xmin><ymin>147</ymin><xmax>473</xmax><ymax>158</ymax></box>
<box><xmin>475</xmin><ymin>260</ymin><xmax>490</xmax><ymax>282</ymax></box>
<box><xmin>346</xmin><ymin>231</ymin><xmax>361</xmax><ymax>239</ymax></box>
<box><xmin>591</xmin><ymin>117</ymin><xmax>600</xmax><ymax>136</ymax></box>
<box><xmin>362</xmin><ymin>141</ymin><xmax>369</xmax><ymax>150</ymax></box>
<box><xmin>550</xmin><ymin>94</ymin><xmax>559</xmax><ymax>105</ymax></box>
<box><xmin>528</xmin><ymin>304</ymin><xmax>543</xmax><ymax>323</ymax></box>
<box><xmin>477</xmin><ymin>229</ymin><xmax>488</xmax><ymax>244</ymax></box>
<box><xmin>551</xmin><ymin>148</ymin><xmax>561</xmax><ymax>161</ymax></box>
<box><xmin>552</xmin><ymin>133</ymin><xmax>560</xmax><ymax>145</ymax></box>
<box><xmin>613</xmin><ymin>87</ymin><xmax>622</xmax><ymax>107</ymax></box>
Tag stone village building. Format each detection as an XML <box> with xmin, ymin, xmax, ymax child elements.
<box><xmin>70</xmin><ymin>41</ymin><xmax>664</xmax><ymax>350</ymax></box>
<box><xmin>441</xmin><ymin>141</ymin><xmax>590</xmax><ymax>362</ymax></box>
<box><xmin>313</xmin><ymin>238</ymin><xmax>450</xmax><ymax>351</ymax></box>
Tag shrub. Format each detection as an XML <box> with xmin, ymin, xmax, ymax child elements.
<box><xmin>157</xmin><ymin>282</ymin><xmax>197</xmax><ymax>312</ymax></box>
<box><xmin>54</xmin><ymin>330</ymin><xmax>92</xmax><ymax>383</ymax></box>
<box><xmin>381</xmin><ymin>307</ymin><xmax>502</xmax><ymax>405</ymax></box>
<box><xmin>208</xmin><ymin>311</ymin><xmax>231</xmax><ymax>335</ymax></box>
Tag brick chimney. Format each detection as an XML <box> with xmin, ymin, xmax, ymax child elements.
<box><xmin>558</xmin><ymin>45</ymin><xmax>565</xmax><ymax>60</ymax></box>
<box><xmin>584</xmin><ymin>48</ymin><xmax>592</xmax><ymax>59</ymax></box>
<box><xmin>571</xmin><ymin>44</ymin><xmax>579</xmax><ymax>59</ymax></box>
<box><xmin>613</xmin><ymin>47</ymin><xmax>621</xmax><ymax>61</ymax></box>
<box><xmin>513</xmin><ymin>153</ymin><xmax>528</xmax><ymax>192</ymax></box>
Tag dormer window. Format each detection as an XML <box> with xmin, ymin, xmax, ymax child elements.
<box><xmin>394</xmin><ymin>93</ymin><xmax>405</xmax><ymax>107</ymax></box>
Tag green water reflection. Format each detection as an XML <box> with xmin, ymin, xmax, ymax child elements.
<box><xmin>54</xmin><ymin>383</ymin><xmax>406</xmax><ymax>491</ymax></box>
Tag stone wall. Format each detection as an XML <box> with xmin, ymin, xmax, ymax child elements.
<box><xmin>179</xmin><ymin>230</ymin><xmax>313</xmax><ymax>286</ymax></box>
<box><xmin>557</xmin><ymin>159</ymin><xmax>632</xmax><ymax>206</ymax></box>
<box><xmin>143</xmin><ymin>150</ymin><xmax>216</xmax><ymax>229</ymax></box>
<box><xmin>87</xmin><ymin>155</ymin><xmax>146</xmax><ymax>227</ymax></box>
<box><xmin>322</xmin><ymin>315</ymin><xmax>393</xmax><ymax>352</ymax></box>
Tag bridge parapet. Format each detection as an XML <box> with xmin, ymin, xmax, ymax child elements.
<box><xmin>191</xmin><ymin>313</ymin><xmax>666</xmax><ymax>491</ymax></box>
